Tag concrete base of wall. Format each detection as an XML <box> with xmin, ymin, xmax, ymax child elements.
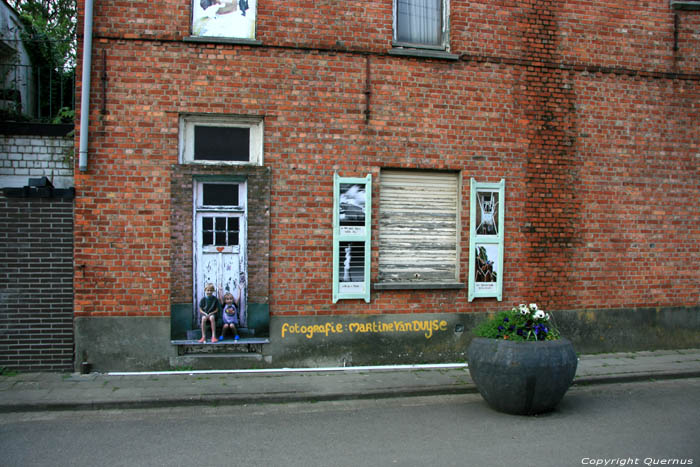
<box><xmin>557</xmin><ymin>306</ymin><xmax>700</xmax><ymax>354</ymax></box>
<box><xmin>75</xmin><ymin>317</ymin><xmax>178</xmax><ymax>372</ymax></box>
<box><xmin>266</xmin><ymin>306</ymin><xmax>700</xmax><ymax>368</ymax></box>
<box><xmin>75</xmin><ymin>306</ymin><xmax>699</xmax><ymax>372</ymax></box>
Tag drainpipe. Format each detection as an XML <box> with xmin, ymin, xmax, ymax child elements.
<box><xmin>78</xmin><ymin>0</ymin><xmax>94</xmax><ymax>172</ymax></box>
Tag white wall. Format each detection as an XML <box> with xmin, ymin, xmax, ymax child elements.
<box><xmin>0</xmin><ymin>133</ymin><xmax>73</xmax><ymax>188</ymax></box>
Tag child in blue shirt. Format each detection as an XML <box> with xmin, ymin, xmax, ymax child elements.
<box><xmin>220</xmin><ymin>284</ymin><xmax>242</xmax><ymax>341</ymax></box>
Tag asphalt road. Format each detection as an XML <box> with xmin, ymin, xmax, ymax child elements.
<box><xmin>1</xmin><ymin>378</ymin><xmax>698</xmax><ymax>467</ymax></box>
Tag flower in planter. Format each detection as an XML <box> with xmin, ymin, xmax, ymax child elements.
<box><xmin>474</xmin><ymin>303</ymin><xmax>560</xmax><ymax>341</ymax></box>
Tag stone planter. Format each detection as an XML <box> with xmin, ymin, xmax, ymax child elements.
<box><xmin>467</xmin><ymin>337</ymin><xmax>578</xmax><ymax>415</ymax></box>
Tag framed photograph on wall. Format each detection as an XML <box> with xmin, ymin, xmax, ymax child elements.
<box><xmin>338</xmin><ymin>183</ymin><xmax>367</xmax><ymax>236</ymax></box>
<box><xmin>333</xmin><ymin>174</ymin><xmax>372</xmax><ymax>303</ymax></box>
<box><xmin>192</xmin><ymin>0</ymin><xmax>257</xmax><ymax>39</ymax></box>
<box><xmin>469</xmin><ymin>179</ymin><xmax>505</xmax><ymax>301</ymax></box>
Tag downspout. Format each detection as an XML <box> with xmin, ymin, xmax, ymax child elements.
<box><xmin>78</xmin><ymin>0</ymin><xmax>94</xmax><ymax>172</ymax></box>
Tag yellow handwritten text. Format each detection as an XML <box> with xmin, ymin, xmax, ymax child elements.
<box><xmin>281</xmin><ymin>319</ymin><xmax>448</xmax><ymax>340</ymax></box>
<box><xmin>281</xmin><ymin>322</ymin><xmax>344</xmax><ymax>339</ymax></box>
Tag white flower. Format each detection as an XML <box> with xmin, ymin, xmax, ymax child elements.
<box><xmin>518</xmin><ymin>304</ymin><xmax>529</xmax><ymax>315</ymax></box>
<box><xmin>529</xmin><ymin>303</ymin><xmax>538</xmax><ymax>311</ymax></box>
<box><xmin>545</xmin><ymin>313</ymin><xmax>550</xmax><ymax>321</ymax></box>
<box><xmin>533</xmin><ymin>310</ymin><xmax>545</xmax><ymax>319</ymax></box>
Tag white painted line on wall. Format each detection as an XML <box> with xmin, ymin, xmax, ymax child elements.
<box><xmin>107</xmin><ymin>363</ymin><xmax>468</xmax><ymax>377</ymax></box>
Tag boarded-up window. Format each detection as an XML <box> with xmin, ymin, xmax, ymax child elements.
<box><xmin>378</xmin><ymin>170</ymin><xmax>460</xmax><ymax>284</ymax></box>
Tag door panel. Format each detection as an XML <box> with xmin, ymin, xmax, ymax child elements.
<box><xmin>195</xmin><ymin>212</ymin><xmax>246</xmax><ymax>328</ymax></box>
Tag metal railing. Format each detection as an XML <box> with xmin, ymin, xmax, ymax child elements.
<box><xmin>0</xmin><ymin>61</ymin><xmax>75</xmax><ymax>123</ymax></box>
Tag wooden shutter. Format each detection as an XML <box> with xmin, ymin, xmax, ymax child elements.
<box><xmin>378</xmin><ymin>170</ymin><xmax>459</xmax><ymax>284</ymax></box>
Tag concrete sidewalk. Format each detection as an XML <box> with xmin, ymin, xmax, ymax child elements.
<box><xmin>1</xmin><ymin>348</ymin><xmax>699</xmax><ymax>413</ymax></box>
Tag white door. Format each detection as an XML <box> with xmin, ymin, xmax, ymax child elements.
<box><xmin>194</xmin><ymin>182</ymin><xmax>247</xmax><ymax>328</ymax></box>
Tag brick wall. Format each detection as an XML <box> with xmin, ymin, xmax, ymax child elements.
<box><xmin>74</xmin><ymin>1</ymin><xmax>699</xmax><ymax>323</ymax></box>
<box><xmin>0</xmin><ymin>129</ymin><xmax>74</xmax><ymax>189</ymax></box>
<box><xmin>0</xmin><ymin>197</ymin><xmax>74</xmax><ymax>371</ymax></box>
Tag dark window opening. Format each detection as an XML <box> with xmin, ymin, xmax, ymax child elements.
<box><xmin>194</xmin><ymin>125</ymin><xmax>250</xmax><ymax>162</ymax></box>
<box><xmin>203</xmin><ymin>183</ymin><xmax>239</xmax><ymax>206</ymax></box>
<box><xmin>202</xmin><ymin>217</ymin><xmax>240</xmax><ymax>247</ymax></box>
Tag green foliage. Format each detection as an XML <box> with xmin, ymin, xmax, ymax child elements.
<box><xmin>10</xmin><ymin>0</ymin><xmax>76</xmax><ymax>69</ymax></box>
<box><xmin>0</xmin><ymin>367</ymin><xmax>20</xmax><ymax>377</ymax></box>
<box><xmin>8</xmin><ymin>0</ymin><xmax>76</xmax><ymax>122</ymax></box>
<box><xmin>52</xmin><ymin>106</ymin><xmax>74</xmax><ymax>124</ymax></box>
<box><xmin>474</xmin><ymin>304</ymin><xmax>561</xmax><ymax>341</ymax></box>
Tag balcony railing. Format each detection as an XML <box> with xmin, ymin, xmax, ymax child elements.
<box><xmin>0</xmin><ymin>61</ymin><xmax>75</xmax><ymax>123</ymax></box>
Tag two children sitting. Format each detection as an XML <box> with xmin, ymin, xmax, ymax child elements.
<box><xmin>198</xmin><ymin>283</ymin><xmax>242</xmax><ymax>343</ymax></box>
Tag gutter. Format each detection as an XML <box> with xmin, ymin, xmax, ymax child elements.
<box><xmin>78</xmin><ymin>0</ymin><xmax>94</xmax><ymax>172</ymax></box>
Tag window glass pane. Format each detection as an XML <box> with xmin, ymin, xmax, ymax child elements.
<box><xmin>228</xmin><ymin>231</ymin><xmax>239</xmax><ymax>246</ymax></box>
<box><xmin>203</xmin><ymin>231</ymin><xmax>213</xmax><ymax>246</ymax></box>
<box><xmin>203</xmin><ymin>184</ymin><xmax>239</xmax><ymax>206</ymax></box>
<box><xmin>215</xmin><ymin>217</ymin><xmax>226</xmax><ymax>231</ymax></box>
<box><xmin>194</xmin><ymin>126</ymin><xmax>250</xmax><ymax>162</ymax></box>
<box><xmin>215</xmin><ymin>231</ymin><xmax>226</xmax><ymax>246</ymax></box>
<box><xmin>397</xmin><ymin>0</ymin><xmax>442</xmax><ymax>46</ymax></box>
<box><xmin>203</xmin><ymin>217</ymin><xmax>213</xmax><ymax>230</ymax></box>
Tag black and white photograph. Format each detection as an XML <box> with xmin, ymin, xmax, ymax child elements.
<box><xmin>475</xmin><ymin>190</ymin><xmax>499</xmax><ymax>236</ymax></box>
<box><xmin>339</xmin><ymin>183</ymin><xmax>367</xmax><ymax>235</ymax></box>
<box><xmin>338</xmin><ymin>241</ymin><xmax>366</xmax><ymax>293</ymax></box>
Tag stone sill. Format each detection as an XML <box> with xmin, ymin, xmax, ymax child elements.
<box><xmin>374</xmin><ymin>282</ymin><xmax>465</xmax><ymax>290</ymax></box>
<box><xmin>184</xmin><ymin>36</ymin><xmax>263</xmax><ymax>46</ymax></box>
<box><xmin>388</xmin><ymin>47</ymin><xmax>459</xmax><ymax>61</ymax></box>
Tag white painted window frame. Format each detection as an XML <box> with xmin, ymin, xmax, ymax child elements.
<box><xmin>179</xmin><ymin>114</ymin><xmax>263</xmax><ymax>166</ymax></box>
<box><xmin>392</xmin><ymin>0</ymin><xmax>451</xmax><ymax>51</ymax></box>
<box><xmin>332</xmin><ymin>173</ymin><xmax>372</xmax><ymax>303</ymax></box>
<box><xmin>468</xmin><ymin>178</ymin><xmax>505</xmax><ymax>302</ymax></box>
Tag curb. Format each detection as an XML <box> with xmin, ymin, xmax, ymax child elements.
<box><xmin>1</xmin><ymin>370</ymin><xmax>698</xmax><ymax>414</ymax></box>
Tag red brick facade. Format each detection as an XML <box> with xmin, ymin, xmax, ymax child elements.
<box><xmin>73</xmin><ymin>1</ymin><xmax>699</xmax><ymax>368</ymax></box>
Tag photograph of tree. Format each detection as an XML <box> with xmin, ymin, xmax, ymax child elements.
<box><xmin>475</xmin><ymin>244</ymin><xmax>498</xmax><ymax>283</ymax></box>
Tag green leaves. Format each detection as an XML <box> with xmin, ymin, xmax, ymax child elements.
<box><xmin>11</xmin><ymin>0</ymin><xmax>76</xmax><ymax>70</ymax></box>
<box><xmin>474</xmin><ymin>304</ymin><xmax>561</xmax><ymax>341</ymax></box>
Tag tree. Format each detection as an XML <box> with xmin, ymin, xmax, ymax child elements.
<box><xmin>9</xmin><ymin>0</ymin><xmax>76</xmax><ymax>68</ymax></box>
<box><xmin>8</xmin><ymin>0</ymin><xmax>77</xmax><ymax>121</ymax></box>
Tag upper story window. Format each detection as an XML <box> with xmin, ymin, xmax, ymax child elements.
<box><xmin>394</xmin><ymin>0</ymin><xmax>449</xmax><ymax>50</ymax></box>
<box><xmin>191</xmin><ymin>0</ymin><xmax>257</xmax><ymax>40</ymax></box>
<box><xmin>179</xmin><ymin>115</ymin><xmax>263</xmax><ymax>166</ymax></box>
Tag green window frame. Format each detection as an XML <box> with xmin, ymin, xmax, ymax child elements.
<box><xmin>468</xmin><ymin>178</ymin><xmax>505</xmax><ymax>302</ymax></box>
<box><xmin>332</xmin><ymin>173</ymin><xmax>372</xmax><ymax>303</ymax></box>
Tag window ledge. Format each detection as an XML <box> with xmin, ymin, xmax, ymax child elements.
<box><xmin>184</xmin><ymin>36</ymin><xmax>263</xmax><ymax>46</ymax></box>
<box><xmin>374</xmin><ymin>282</ymin><xmax>465</xmax><ymax>290</ymax></box>
<box><xmin>388</xmin><ymin>47</ymin><xmax>459</xmax><ymax>61</ymax></box>
<box><xmin>671</xmin><ymin>1</ymin><xmax>700</xmax><ymax>10</ymax></box>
